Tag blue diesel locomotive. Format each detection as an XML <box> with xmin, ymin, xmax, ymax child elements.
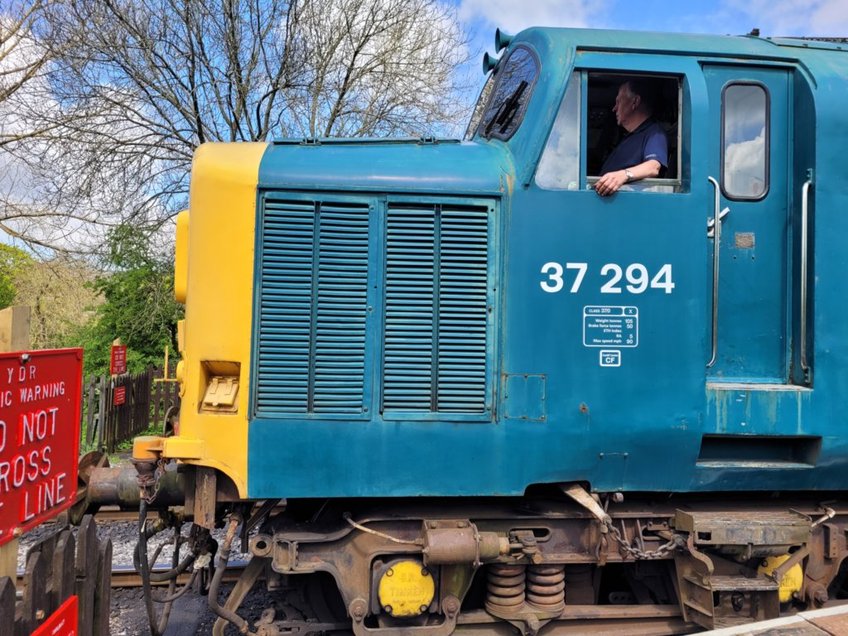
<box><xmin>129</xmin><ymin>26</ymin><xmax>848</xmax><ymax>635</ymax></box>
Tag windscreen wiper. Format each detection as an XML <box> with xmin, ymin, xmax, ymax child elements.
<box><xmin>484</xmin><ymin>80</ymin><xmax>528</xmax><ymax>138</ymax></box>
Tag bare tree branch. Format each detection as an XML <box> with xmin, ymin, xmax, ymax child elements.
<box><xmin>0</xmin><ymin>0</ymin><xmax>474</xmax><ymax>254</ymax></box>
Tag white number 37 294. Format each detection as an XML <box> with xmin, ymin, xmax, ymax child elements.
<box><xmin>540</xmin><ymin>262</ymin><xmax>675</xmax><ymax>294</ymax></box>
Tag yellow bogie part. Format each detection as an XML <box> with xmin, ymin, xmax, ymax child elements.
<box><xmin>758</xmin><ymin>554</ymin><xmax>803</xmax><ymax>603</ymax></box>
<box><xmin>377</xmin><ymin>560</ymin><xmax>436</xmax><ymax>618</ymax></box>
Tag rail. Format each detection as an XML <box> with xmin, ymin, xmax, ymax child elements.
<box><xmin>16</xmin><ymin>561</ymin><xmax>249</xmax><ymax>589</ymax></box>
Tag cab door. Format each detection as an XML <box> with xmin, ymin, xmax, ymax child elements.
<box><xmin>704</xmin><ymin>66</ymin><xmax>791</xmax><ymax>383</ymax></box>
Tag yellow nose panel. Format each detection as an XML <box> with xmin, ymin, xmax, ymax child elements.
<box><xmin>377</xmin><ymin>560</ymin><xmax>435</xmax><ymax>618</ymax></box>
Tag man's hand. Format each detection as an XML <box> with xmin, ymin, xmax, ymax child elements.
<box><xmin>594</xmin><ymin>170</ymin><xmax>628</xmax><ymax>197</ymax></box>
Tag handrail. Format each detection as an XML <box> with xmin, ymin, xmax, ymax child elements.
<box><xmin>800</xmin><ymin>179</ymin><xmax>813</xmax><ymax>378</ymax></box>
<box><xmin>707</xmin><ymin>176</ymin><xmax>723</xmax><ymax>368</ymax></box>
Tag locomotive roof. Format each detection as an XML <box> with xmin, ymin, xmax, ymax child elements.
<box><xmin>521</xmin><ymin>26</ymin><xmax>848</xmax><ymax>58</ymax></box>
<box><xmin>501</xmin><ymin>27</ymin><xmax>848</xmax><ymax>91</ymax></box>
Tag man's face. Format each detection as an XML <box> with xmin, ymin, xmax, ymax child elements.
<box><xmin>613</xmin><ymin>84</ymin><xmax>636</xmax><ymax>126</ymax></box>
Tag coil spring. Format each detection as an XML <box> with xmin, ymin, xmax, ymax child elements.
<box><xmin>526</xmin><ymin>564</ymin><xmax>566</xmax><ymax>611</ymax></box>
<box><xmin>485</xmin><ymin>564</ymin><xmax>526</xmax><ymax>612</ymax></box>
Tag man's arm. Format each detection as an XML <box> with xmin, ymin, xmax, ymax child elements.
<box><xmin>594</xmin><ymin>159</ymin><xmax>662</xmax><ymax>197</ymax></box>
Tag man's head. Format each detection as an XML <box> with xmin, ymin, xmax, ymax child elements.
<box><xmin>612</xmin><ymin>79</ymin><xmax>655</xmax><ymax>131</ymax></box>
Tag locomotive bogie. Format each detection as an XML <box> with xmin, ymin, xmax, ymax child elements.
<box><xmin>228</xmin><ymin>494</ymin><xmax>848</xmax><ymax>633</ymax></box>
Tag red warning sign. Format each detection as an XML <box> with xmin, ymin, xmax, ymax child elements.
<box><xmin>32</xmin><ymin>594</ymin><xmax>79</xmax><ymax>636</ymax></box>
<box><xmin>0</xmin><ymin>349</ymin><xmax>82</xmax><ymax>546</ymax></box>
<box><xmin>110</xmin><ymin>344</ymin><xmax>127</xmax><ymax>376</ymax></box>
<box><xmin>113</xmin><ymin>385</ymin><xmax>126</xmax><ymax>406</ymax></box>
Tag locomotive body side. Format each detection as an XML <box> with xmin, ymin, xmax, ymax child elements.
<box><xmin>165</xmin><ymin>29</ymin><xmax>848</xmax><ymax>498</ymax></box>
<box><xmin>136</xmin><ymin>28</ymin><xmax>848</xmax><ymax>634</ymax></box>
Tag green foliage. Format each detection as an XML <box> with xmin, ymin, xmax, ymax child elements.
<box><xmin>0</xmin><ymin>243</ymin><xmax>33</xmax><ymax>309</ymax></box>
<box><xmin>76</xmin><ymin>225</ymin><xmax>183</xmax><ymax>375</ymax></box>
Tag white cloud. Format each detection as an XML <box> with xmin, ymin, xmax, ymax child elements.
<box><xmin>722</xmin><ymin>0</ymin><xmax>848</xmax><ymax>36</ymax></box>
<box><xmin>461</xmin><ymin>0</ymin><xmax>848</xmax><ymax>38</ymax></box>
<box><xmin>725</xmin><ymin>127</ymin><xmax>766</xmax><ymax>197</ymax></box>
<box><xmin>458</xmin><ymin>0</ymin><xmax>599</xmax><ymax>34</ymax></box>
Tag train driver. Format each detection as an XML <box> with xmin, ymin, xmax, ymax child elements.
<box><xmin>593</xmin><ymin>79</ymin><xmax>668</xmax><ymax>196</ymax></box>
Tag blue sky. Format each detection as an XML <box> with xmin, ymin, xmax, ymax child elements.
<box><xmin>456</xmin><ymin>0</ymin><xmax>848</xmax><ymax>37</ymax></box>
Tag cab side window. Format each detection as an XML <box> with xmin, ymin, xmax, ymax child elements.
<box><xmin>537</xmin><ymin>71</ymin><xmax>682</xmax><ymax>192</ymax></box>
<box><xmin>586</xmin><ymin>74</ymin><xmax>680</xmax><ymax>181</ymax></box>
<box><xmin>536</xmin><ymin>72</ymin><xmax>581</xmax><ymax>189</ymax></box>
<box><xmin>722</xmin><ymin>83</ymin><xmax>768</xmax><ymax>199</ymax></box>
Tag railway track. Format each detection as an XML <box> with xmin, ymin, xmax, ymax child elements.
<box><xmin>37</xmin><ymin>507</ymin><xmax>160</xmax><ymax>524</ymax></box>
<box><xmin>19</xmin><ymin>506</ymin><xmax>256</xmax><ymax>590</ymax></box>
<box><xmin>109</xmin><ymin>561</ymin><xmax>249</xmax><ymax>588</ymax></box>
<box><xmin>93</xmin><ymin>508</ymin><xmax>156</xmax><ymax>523</ymax></box>
<box><xmin>91</xmin><ymin>504</ymin><xmax>284</xmax><ymax>523</ymax></box>
<box><xmin>17</xmin><ymin>561</ymin><xmax>249</xmax><ymax>589</ymax></box>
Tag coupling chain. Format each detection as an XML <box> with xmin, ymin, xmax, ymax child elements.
<box><xmin>605</xmin><ymin>520</ymin><xmax>682</xmax><ymax>560</ymax></box>
<box><xmin>139</xmin><ymin>457</ymin><xmax>168</xmax><ymax>504</ymax></box>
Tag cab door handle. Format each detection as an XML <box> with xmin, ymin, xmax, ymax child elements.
<box><xmin>706</xmin><ymin>207</ymin><xmax>730</xmax><ymax>238</ymax></box>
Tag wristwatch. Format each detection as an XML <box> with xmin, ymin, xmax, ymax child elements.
<box><xmin>624</xmin><ymin>168</ymin><xmax>634</xmax><ymax>183</ymax></box>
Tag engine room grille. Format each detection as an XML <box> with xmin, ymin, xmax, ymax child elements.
<box><xmin>256</xmin><ymin>198</ymin><xmax>370</xmax><ymax>415</ymax></box>
<box><xmin>382</xmin><ymin>203</ymin><xmax>490</xmax><ymax>413</ymax></box>
<box><xmin>255</xmin><ymin>195</ymin><xmax>493</xmax><ymax>419</ymax></box>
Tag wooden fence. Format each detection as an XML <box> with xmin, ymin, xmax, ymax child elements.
<box><xmin>0</xmin><ymin>515</ymin><xmax>110</xmax><ymax>635</ymax></box>
<box><xmin>83</xmin><ymin>368</ymin><xmax>181</xmax><ymax>452</ymax></box>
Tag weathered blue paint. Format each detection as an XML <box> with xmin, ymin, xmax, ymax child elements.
<box><xmin>257</xmin><ymin>139</ymin><xmax>513</xmax><ymax>197</ymax></box>
<box><xmin>245</xmin><ymin>27</ymin><xmax>848</xmax><ymax>498</ymax></box>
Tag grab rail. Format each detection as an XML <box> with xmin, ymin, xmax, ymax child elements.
<box><xmin>800</xmin><ymin>178</ymin><xmax>813</xmax><ymax>380</ymax></box>
<box><xmin>707</xmin><ymin>177</ymin><xmax>725</xmax><ymax>368</ymax></box>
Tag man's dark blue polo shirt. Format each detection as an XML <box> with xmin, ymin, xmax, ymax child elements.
<box><xmin>600</xmin><ymin>119</ymin><xmax>668</xmax><ymax>176</ymax></box>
